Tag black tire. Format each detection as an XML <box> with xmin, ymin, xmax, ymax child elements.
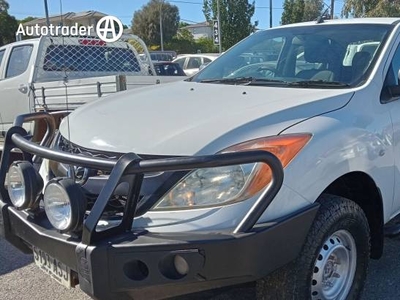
<box><xmin>256</xmin><ymin>194</ymin><xmax>370</xmax><ymax>300</ymax></box>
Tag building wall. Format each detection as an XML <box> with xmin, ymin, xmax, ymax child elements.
<box><xmin>187</xmin><ymin>26</ymin><xmax>212</xmax><ymax>40</ymax></box>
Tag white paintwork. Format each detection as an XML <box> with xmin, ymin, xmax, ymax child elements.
<box><xmin>0</xmin><ymin>36</ymin><xmax>183</xmax><ymax>137</ymax></box>
<box><xmin>52</xmin><ymin>18</ymin><xmax>400</xmax><ymax>232</ymax></box>
<box><xmin>61</xmin><ymin>82</ymin><xmax>352</xmax><ymax>155</ymax></box>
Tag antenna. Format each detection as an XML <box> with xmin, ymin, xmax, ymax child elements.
<box><xmin>59</xmin><ymin>0</ymin><xmax>74</xmax><ymax>179</ymax></box>
<box><xmin>316</xmin><ymin>3</ymin><xmax>332</xmax><ymax>24</ymax></box>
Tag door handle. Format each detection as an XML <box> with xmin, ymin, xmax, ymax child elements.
<box><xmin>18</xmin><ymin>84</ymin><xmax>28</xmax><ymax>94</ymax></box>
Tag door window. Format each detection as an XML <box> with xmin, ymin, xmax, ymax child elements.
<box><xmin>187</xmin><ymin>57</ymin><xmax>201</xmax><ymax>69</ymax></box>
<box><xmin>0</xmin><ymin>50</ymin><xmax>5</xmax><ymax>69</ymax></box>
<box><xmin>6</xmin><ymin>45</ymin><xmax>33</xmax><ymax>78</ymax></box>
<box><xmin>174</xmin><ymin>57</ymin><xmax>185</xmax><ymax>68</ymax></box>
<box><xmin>381</xmin><ymin>43</ymin><xmax>400</xmax><ymax>102</ymax></box>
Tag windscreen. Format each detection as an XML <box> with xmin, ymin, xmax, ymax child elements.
<box><xmin>193</xmin><ymin>24</ymin><xmax>393</xmax><ymax>87</ymax></box>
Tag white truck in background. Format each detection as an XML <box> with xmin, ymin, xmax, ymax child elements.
<box><xmin>0</xmin><ymin>35</ymin><xmax>186</xmax><ymax>140</ymax></box>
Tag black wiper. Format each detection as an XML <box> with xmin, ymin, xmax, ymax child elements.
<box><xmin>288</xmin><ymin>80</ymin><xmax>350</xmax><ymax>88</ymax></box>
<box><xmin>200</xmin><ymin>77</ymin><xmax>287</xmax><ymax>85</ymax></box>
<box><xmin>200</xmin><ymin>77</ymin><xmax>255</xmax><ymax>84</ymax></box>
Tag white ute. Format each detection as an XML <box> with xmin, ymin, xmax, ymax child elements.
<box><xmin>0</xmin><ymin>35</ymin><xmax>185</xmax><ymax>144</ymax></box>
<box><xmin>3</xmin><ymin>18</ymin><xmax>400</xmax><ymax>300</ymax></box>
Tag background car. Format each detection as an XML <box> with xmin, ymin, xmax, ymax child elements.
<box><xmin>173</xmin><ymin>53</ymin><xmax>219</xmax><ymax>76</ymax></box>
<box><xmin>152</xmin><ymin>61</ymin><xmax>186</xmax><ymax>76</ymax></box>
<box><xmin>148</xmin><ymin>51</ymin><xmax>178</xmax><ymax>62</ymax></box>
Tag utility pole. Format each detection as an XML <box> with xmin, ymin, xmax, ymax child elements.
<box><xmin>160</xmin><ymin>0</ymin><xmax>164</xmax><ymax>51</ymax></box>
<box><xmin>44</xmin><ymin>0</ymin><xmax>50</xmax><ymax>26</ymax></box>
<box><xmin>217</xmin><ymin>0</ymin><xmax>222</xmax><ymax>53</ymax></box>
<box><xmin>330</xmin><ymin>0</ymin><xmax>334</xmax><ymax>19</ymax></box>
<box><xmin>269</xmin><ymin>0</ymin><xmax>272</xmax><ymax>28</ymax></box>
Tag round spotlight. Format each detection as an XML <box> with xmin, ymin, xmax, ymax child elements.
<box><xmin>44</xmin><ymin>178</ymin><xmax>87</xmax><ymax>232</ymax></box>
<box><xmin>174</xmin><ymin>255</ymin><xmax>189</xmax><ymax>276</ymax></box>
<box><xmin>7</xmin><ymin>161</ymin><xmax>43</xmax><ymax>210</ymax></box>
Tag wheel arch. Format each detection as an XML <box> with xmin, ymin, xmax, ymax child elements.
<box><xmin>321</xmin><ymin>171</ymin><xmax>384</xmax><ymax>259</ymax></box>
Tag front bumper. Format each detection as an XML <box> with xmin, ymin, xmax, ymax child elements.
<box><xmin>0</xmin><ymin>113</ymin><xmax>320</xmax><ymax>299</ymax></box>
<box><xmin>1</xmin><ymin>200</ymin><xmax>318</xmax><ymax>300</ymax></box>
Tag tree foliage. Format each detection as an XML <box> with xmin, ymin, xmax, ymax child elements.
<box><xmin>203</xmin><ymin>0</ymin><xmax>257</xmax><ymax>50</ymax></box>
<box><xmin>281</xmin><ymin>0</ymin><xmax>324</xmax><ymax>25</ymax></box>
<box><xmin>19</xmin><ymin>16</ymin><xmax>36</xmax><ymax>24</ymax></box>
<box><xmin>0</xmin><ymin>1</ymin><xmax>18</xmax><ymax>46</ymax></box>
<box><xmin>164</xmin><ymin>28</ymin><xmax>218</xmax><ymax>55</ymax></box>
<box><xmin>342</xmin><ymin>0</ymin><xmax>400</xmax><ymax>17</ymax></box>
<box><xmin>131</xmin><ymin>0</ymin><xmax>179</xmax><ymax>47</ymax></box>
<box><xmin>0</xmin><ymin>0</ymin><xmax>9</xmax><ymax>12</ymax></box>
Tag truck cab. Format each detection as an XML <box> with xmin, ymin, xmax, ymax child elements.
<box><xmin>0</xmin><ymin>39</ymin><xmax>40</xmax><ymax>135</ymax></box>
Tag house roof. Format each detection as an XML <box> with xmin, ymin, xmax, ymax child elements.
<box><xmin>182</xmin><ymin>21</ymin><xmax>210</xmax><ymax>29</ymax></box>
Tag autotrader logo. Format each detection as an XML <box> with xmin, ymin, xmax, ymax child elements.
<box><xmin>96</xmin><ymin>16</ymin><xmax>124</xmax><ymax>43</ymax></box>
<box><xmin>16</xmin><ymin>15</ymin><xmax>124</xmax><ymax>42</ymax></box>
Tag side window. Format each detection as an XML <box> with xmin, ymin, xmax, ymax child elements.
<box><xmin>381</xmin><ymin>43</ymin><xmax>400</xmax><ymax>102</ymax></box>
<box><xmin>187</xmin><ymin>57</ymin><xmax>201</xmax><ymax>69</ymax></box>
<box><xmin>0</xmin><ymin>50</ymin><xmax>5</xmax><ymax>69</ymax></box>
<box><xmin>174</xmin><ymin>57</ymin><xmax>185</xmax><ymax>68</ymax></box>
<box><xmin>6</xmin><ymin>45</ymin><xmax>33</xmax><ymax>78</ymax></box>
<box><xmin>203</xmin><ymin>57</ymin><xmax>211</xmax><ymax>64</ymax></box>
<box><xmin>385</xmin><ymin>44</ymin><xmax>400</xmax><ymax>86</ymax></box>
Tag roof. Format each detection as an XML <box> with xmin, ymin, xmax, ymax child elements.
<box><xmin>23</xmin><ymin>11</ymin><xmax>107</xmax><ymax>26</ymax></box>
<box><xmin>278</xmin><ymin>17</ymin><xmax>400</xmax><ymax>29</ymax></box>
<box><xmin>182</xmin><ymin>21</ymin><xmax>210</xmax><ymax>29</ymax></box>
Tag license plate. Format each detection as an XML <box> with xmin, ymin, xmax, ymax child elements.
<box><xmin>33</xmin><ymin>246</ymin><xmax>71</xmax><ymax>288</ymax></box>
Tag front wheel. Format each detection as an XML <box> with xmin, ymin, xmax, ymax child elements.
<box><xmin>256</xmin><ymin>194</ymin><xmax>370</xmax><ymax>300</ymax></box>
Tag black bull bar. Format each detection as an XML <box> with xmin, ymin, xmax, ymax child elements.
<box><xmin>0</xmin><ymin>112</ymin><xmax>285</xmax><ymax>244</ymax></box>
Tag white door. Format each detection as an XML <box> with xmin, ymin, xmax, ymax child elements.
<box><xmin>0</xmin><ymin>44</ymin><xmax>34</xmax><ymax>131</ymax></box>
<box><xmin>381</xmin><ymin>39</ymin><xmax>400</xmax><ymax>213</ymax></box>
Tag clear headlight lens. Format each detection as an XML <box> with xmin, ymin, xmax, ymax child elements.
<box><xmin>44</xmin><ymin>182</ymin><xmax>72</xmax><ymax>231</ymax></box>
<box><xmin>44</xmin><ymin>178</ymin><xmax>87</xmax><ymax>232</ymax></box>
<box><xmin>156</xmin><ymin>164</ymin><xmax>256</xmax><ymax>209</ymax></box>
<box><xmin>154</xmin><ymin>134</ymin><xmax>311</xmax><ymax>210</ymax></box>
<box><xmin>7</xmin><ymin>161</ymin><xmax>43</xmax><ymax>210</ymax></box>
<box><xmin>8</xmin><ymin>165</ymin><xmax>26</xmax><ymax>208</ymax></box>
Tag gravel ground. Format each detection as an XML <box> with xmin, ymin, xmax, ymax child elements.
<box><xmin>1</xmin><ymin>236</ymin><xmax>400</xmax><ymax>300</ymax></box>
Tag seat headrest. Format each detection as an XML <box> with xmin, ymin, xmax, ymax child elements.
<box><xmin>304</xmin><ymin>39</ymin><xmax>332</xmax><ymax>63</ymax></box>
<box><xmin>352</xmin><ymin>51</ymin><xmax>372</xmax><ymax>81</ymax></box>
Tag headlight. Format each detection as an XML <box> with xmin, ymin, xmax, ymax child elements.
<box><xmin>154</xmin><ymin>134</ymin><xmax>311</xmax><ymax>210</ymax></box>
<box><xmin>7</xmin><ymin>161</ymin><xmax>43</xmax><ymax>210</ymax></box>
<box><xmin>44</xmin><ymin>178</ymin><xmax>87</xmax><ymax>232</ymax></box>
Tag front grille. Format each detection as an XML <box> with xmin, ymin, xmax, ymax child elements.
<box><xmin>58</xmin><ymin>134</ymin><xmax>176</xmax><ymax>161</ymax></box>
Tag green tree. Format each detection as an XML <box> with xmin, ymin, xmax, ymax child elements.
<box><xmin>131</xmin><ymin>0</ymin><xmax>180</xmax><ymax>47</ymax></box>
<box><xmin>165</xmin><ymin>28</ymin><xmax>195</xmax><ymax>54</ymax></box>
<box><xmin>203</xmin><ymin>0</ymin><xmax>257</xmax><ymax>50</ymax></box>
<box><xmin>0</xmin><ymin>1</ymin><xmax>18</xmax><ymax>46</ymax></box>
<box><xmin>19</xmin><ymin>16</ymin><xmax>36</xmax><ymax>24</ymax></box>
<box><xmin>303</xmin><ymin>0</ymin><xmax>324</xmax><ymax>21</ymax></box>
<box><xmin>342</xmin><ymin>0</ymin><xmax>400</xmax><ymax>17</ymax></box>
<box><xmin>0</xmin><ymin>0</ymin><xmax>9</xmax><ymax>12</ymax></box>
<box><xmin>196</xmin><ymin>37</ymin><xmax>218</xmax><ymax>53</ymax></box>
<box><xmin>281</xmin><ymin>0</ymin><xmax>323</xmax><ymax>25</ymax></box>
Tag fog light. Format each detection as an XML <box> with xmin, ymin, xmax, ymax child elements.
<box><xmin>7</xmin><ymin>161</ymin><xmax>43</xmax><ymax>210</ymax></box>
<box><xmin>174</xmin><ymin>255</ymin><xmax>189</xmax><ymax>276</ymax></box>
<box><xmin>44</xmin><ymin>178</ymin><xmax>86</xmax><ymax>232</ymax></box>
